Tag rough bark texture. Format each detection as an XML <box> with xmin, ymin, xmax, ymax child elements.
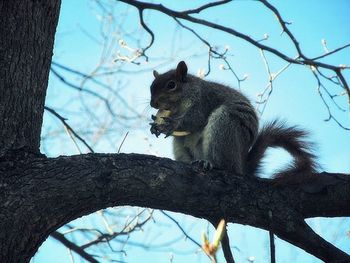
<box><xmin>0</xmin><ymin>153</ymin><xmax>349</xmax><ymax>262</ymax></box>
<box><xmin>0</xmin><ymin>0</ymin><xmax>61</xmax><ymax>156</ymax></box>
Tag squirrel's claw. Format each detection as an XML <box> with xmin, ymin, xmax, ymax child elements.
<box><xmin>150</xmin><ymin>115</ymin><xmax>179</xmax><ymax>138</ymax></box>
<box><xmin>150</xmin><ymin>122</ymin><xmax>161</xmax><ymax>137</ymax></box>
<box><xmin>191</xmin><ymin>160</ymin><xmax>213</xmax><ymax>171</ymax></box>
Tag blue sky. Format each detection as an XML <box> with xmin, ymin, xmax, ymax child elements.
<box><xmin>33</xmin><ymin>0</ymin><xmax>349</xmax><ymax>262</ymax></box>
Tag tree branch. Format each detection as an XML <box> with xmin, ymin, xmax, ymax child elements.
<box><xmin>257</xmin><ymin>0</ymin><xmax>305</xmax><ymax>59</ymax></box>
<box><xmin>117</xmin><ymin>0</ymin><xmax>350</xmax><ymax>128</ymax></box>
<box><xmin>117</xmin><ymin>0</ymin><xmax>345</xmax><ymax>71</ymax></box>
<box><xmin>1</xmin><ymin>153</ymin><xmax>349</xmax><ymax>262</ymax></box>
<box><xmin>138</xmin><ymin>9</ymin><xmax>154</xmax><ymax>59</ymax></box>
<box><xmin>311</xmin><ymin>43</ymin><xmax>350</xmax><ymax>61</ymax></box>
<box><xmin>183</xmin><ymin>0</ymin><xmax>232</xmax><ymax>15</ymax></box>
<box><xmin>269</xmin><ymin>231</ymin><xmax>275</xmax><ymax>263</ymax></box>
<box><xmin>44</xmin><ymin>106</ymin><xmax>95</xmax><ymax>153</ymax></box>
<box><xmin>51</xmin><ymin>231</ymin><xmax>98</xmax><ymax>263</ymax></box>
<box><xmin>50</xmin><ymin>67</ymin><xmax>116</xmax><ymax>117</ymax></box>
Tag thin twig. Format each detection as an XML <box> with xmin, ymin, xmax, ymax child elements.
<box><xmin>257</xmin><ymin>0</ymin><xmax>305</xmax><ymax>59</ymax></box>
<box><xmin>117</xmin><ymin>131</ymin><xmax>129</xmax><ymax>153</ymax></box>
<box><xmin>52</xmin><ymin>62</ymin><xmax>143</xmax><ymax>118</ymax></box>
<box><xmin>184</xmin><ymin>0</ymin><xmax>232</xmax><ymax>14</ymax></box>
<box><xmin>311</xmin><ymin>70</ymin><xmax>350</xmax><ymax>130</ymax></box>
<box><xmin>81</xmin><ymin>209</ymin><xmax>152</xmax><ymax>249</ymax></box>
<box><xmin>173</xmin><ymin>17</ymin><xmax>245</xmax><ymax>87</ymax></box>
<box><xmin>50</xmin><ymin>67</ymin><xmax>116</xmax><ymax>116</ymax></box>
<box><xmin>138</xmin><ymin>9</ymin><xmax>154</xmax><ymax>59</ymax></box>
<box><xmin>256</xmin><ymin>49</ymin><xmax>291</xmax><ymax>114</ymax></box>
<box><xmin>269</xmin><ymin>230</ymin><xmax>276</xmax><ymax>263</ymax></box>
<box><xmin>312</xmin><ymin>43</ymin><xmax>350</xmax><ymax>61</ymax></box>
<box><xmin>44</xmin><ymin>106</ymin><xmax>95</xmax><ymax>152</ymax></box>
<box><xmin>160</xmin><ymin>210</ymin><xmax>201</xmax><ymax>247</ymax></box>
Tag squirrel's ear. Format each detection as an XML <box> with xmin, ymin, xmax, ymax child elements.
<box><xmin>176</xmin><ymin>61</ymin><xmax>188</xmax><ymax>82</ymax></box>
<box><xmin>153</xmin><ymin>70</ymin><xmax>159</xmax><ymax>78</ymax></box>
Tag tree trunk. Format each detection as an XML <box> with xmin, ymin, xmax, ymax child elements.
<box><xmin>0</xmin><ymin>0</ymin><xmax>61</xmax><ymax>156</ymax></box>
<box><xmin>0</xmin><ymin>1</ymin><xmax>61</xmax><ymax>261</ymax></box>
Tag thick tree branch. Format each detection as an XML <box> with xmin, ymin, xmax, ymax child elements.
<box><xmin>0</xmin><ymin>153</ymin><xmax>349</xmax><ymax>262</ymax></box>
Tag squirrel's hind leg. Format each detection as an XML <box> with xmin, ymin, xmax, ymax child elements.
<box><xmin>202</xmin><ymin>105</ymin><xmax>253</xmax><ymax>173</ymax></box>
<box><xmin>173</xmin><ymin>137</ymin><xmax>193</xmax><ymax>163</ymax></box>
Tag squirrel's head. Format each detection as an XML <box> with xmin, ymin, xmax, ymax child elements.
<box><xmin>150</xmin><ymin>61</ymin><xmax>188</xmax><ymax>111</ymax></box>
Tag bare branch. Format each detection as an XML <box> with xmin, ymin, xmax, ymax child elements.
<box><xmin>173</xmin><ymin>17</ymin><xmax>245</xmax><ymax>87</ymax></box>
<box><xmin>257</xmin><ymin>0</ymin><xmax>305</xmax><ymax>59</ymax></box>
<box><xmin>117</xmin><ymin>0</ymin><xmax>342</xmax><ymax>70</ymax></box>
<box><xmin>311</xmin><ymin>70</ymin><xmax>350</xmax><ymax>130</ymax></box>
<box><xmin>160</xmin><ymin>210</ymin><xmax>201</xmax><ymax>248</ymax></box>
<box><xmin>138</xmin><ymin>9</ymin><xmax>154</xmax><ymax>59</ymax></box>
<box><xmin>183</xmin><ymin>0</ymin><xmax>232</xmax><ymax>15</ymax></box>
<box><xmin>51</xmin><ymin>231</ymin><xmax>98</xmax><ymax>263</ymax></box>
<box><xmin>117</xmin><ymin>131</ymin><xmax>129</xmax><ymax>153</ymax></box>
<box><xmin>44</xmin><ymin>106</ymin><xmax>95</xmax><ymax>152</ymax></box>
<box><xmin>256</xmin><ymin>49</ymin><xmax>291</xmax><ymax>114</ymax></box>
<box><xmin>117</xmin><ymin>0</ymin><xmax>350</xmax><ymax>127</ymax></box>
<box><xmin>80</xmin><ymin>209</ymin><xmax>153</xmax><ymax>249</ymax></box>
<box><xmin>51</xmin><ymin>61</ymin><xmax>143</xmax><ymax>118</ymax></box>
<box><xmin>51</xmin><ymin>61</ymin><xmax>108</xmax><ymax>89</ymax></box>
<box><xmin>269</xmin><ymin>231</ymin><xmax>275</xmax><ymax>263</ymax></box>
<box><xmin>312</xmin><ymin>43</ymin><xmax>350</xmax><ymax>61</ymax></box>
<box><xmin>50</xmin><ymin>67</ymin><xmax>116</xmax><ymax>117</ymax></box>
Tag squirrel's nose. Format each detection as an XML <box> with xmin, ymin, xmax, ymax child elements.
<box><xmin>150</xmin><ymin>100</ymin><xmax>159</xmax><ymax>109</ymax></box>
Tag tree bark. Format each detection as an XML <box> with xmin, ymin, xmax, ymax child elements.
<box><xmin>0</xmin><ymin>0</ymin><xmax>61</xmax><ymax>156</ymax></box>
<box><xmin>0</xmin><ymin>153</ymin><xmax>349</xmax><ymax>262</ymax></box>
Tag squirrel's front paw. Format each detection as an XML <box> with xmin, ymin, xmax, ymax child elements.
<box><xmin>191</xmin><ymin>160</ymin><xmax>213</xmax><ymax>171</ymax></box>
<box><xmin>149</xmin><ymin>116</ymin><xmax>177</xmax><ymax>138</ymax></box>
<box><xmin>149</xmin><ymin>122</ymin><xmax>174</xmax><ymax>138</ymax></box>
<box><xmin>150</xmin><ymin>122</ymin><xmax>162</xmax><ymax>137</ymax></box>
<box><xmin>160</xmin><ymin>116</ymin><xmax>178</xmax><ymax>137</ymax></box>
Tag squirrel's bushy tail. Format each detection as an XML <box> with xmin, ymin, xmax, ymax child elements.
<box><xmin>246</xmin><ymin>120</ymin><xmax>318</xmax><ymax>179</ymax></box>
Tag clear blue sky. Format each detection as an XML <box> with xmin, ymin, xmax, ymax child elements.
<box><xmin>32</xmin><ymin>1</ymin><xmax>349</xmax><ymax>262</ymax></box>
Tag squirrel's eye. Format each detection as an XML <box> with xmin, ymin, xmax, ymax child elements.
<box><xmin>166</xmin><ymin>81</ymin><xmax>176</xmax><ymax>90</ymax></box>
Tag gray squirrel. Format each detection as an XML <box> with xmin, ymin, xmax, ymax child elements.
<box><xmin>149</xmin><ymin>61</ymin><xmax>317</xmax><ymax>178</ymax></box>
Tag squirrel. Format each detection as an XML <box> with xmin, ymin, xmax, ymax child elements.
<box><xmin>149</xmin><ymin>61</ymin><xmax>318</xmax><ymax>262</ymax></box>
<box><xmin>149</xmin><ymin>61</ymin><xmax>317</xmax><ymax>179</ymax></box>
